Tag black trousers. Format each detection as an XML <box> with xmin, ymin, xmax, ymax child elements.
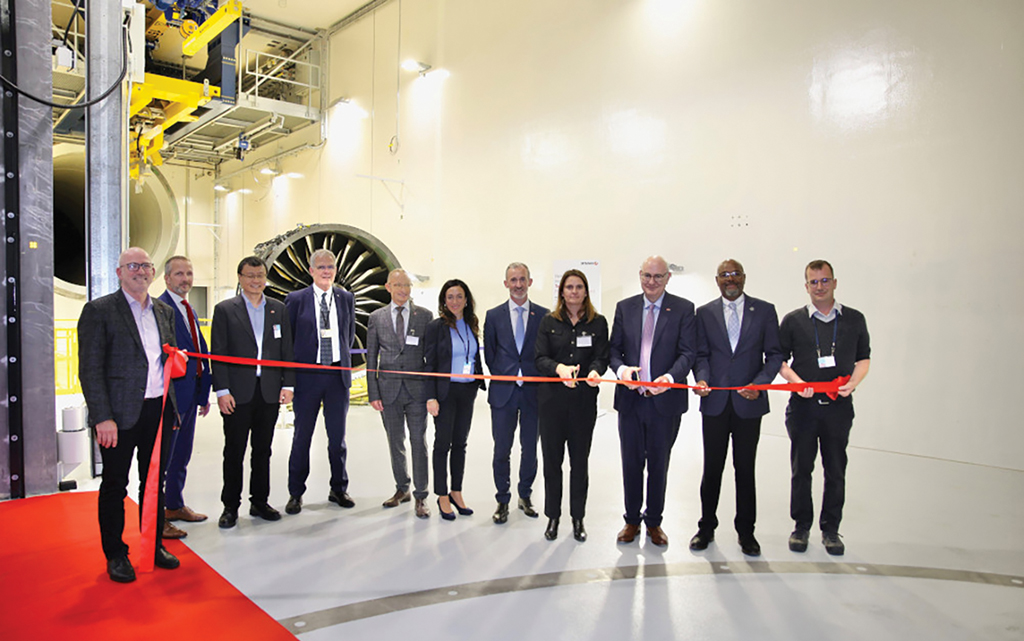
<box><xmin>432</xmin><ymin>382</ymin><xmax>477</xmax><ymax>496</ymax></box>
<box><xmin>97</xmin><ymin>398</ymin><xmax>174</xmax><ymax>561</ymax></box>
<box><xmin>539</xmin><ymin>391</ymin><xmax>597</xmax><ymax>520</ymax></box>
<box><xmin>785</xmin><ymin>398</ymin><xmax>854</xmax><ymax>533</ymax></box>
<box><xmin>221</xmin><ymin>391</ymin><xmax>280</xmax><ymax>509</ymax></box>
<box><xmin>698</xmin><ymin>395</ymin><xmax>762</xmax><ymax>536</ymax></box>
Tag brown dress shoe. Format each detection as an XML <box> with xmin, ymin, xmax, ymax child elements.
<box><xmin>166</xmin><ymin>506</ymin><xmax>208</xmax><ymax>522</ymax></box>
<box><xmin>617</xmin><ymin>523</ymin><xmax>641</xmax><ymax>543</ymax></box>
<box><xmin>162</xmin><ymin>521</ymin><xmax>187</xmax><ymax>539</ymax></box>
<box><xmin>382</xmin><ymin>490</ymin><xmax>412</xmax><ymax>508</ymax></box>
<box><xmin>647</xmin><ymin>525</ymin><xmax>668</xmax><ymax>546</ymax></box>
<box><xmin>414</xmin><ymin>497</ymin><xmax>430</xmax><ymax>519</ymax></box>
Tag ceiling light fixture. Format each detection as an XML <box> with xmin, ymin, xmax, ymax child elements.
<box><xmin>401</xmin><ymin>59</ymin><xmax>432</xmax><ymax>75</ymax></box>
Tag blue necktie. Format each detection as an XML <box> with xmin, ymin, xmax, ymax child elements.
<box><xmin>727</xmin><ymin>301</ymin><xmax>740</xmax><ymax>352</ymax></box>
<box><xmin>514</xmin><ymin>306</ymin><xmax>525</xmax><ymax>353</ymax></box>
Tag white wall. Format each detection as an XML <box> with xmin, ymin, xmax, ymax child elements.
<box><xmin>212</xmin><ymin>0</ymin><xmax>1024</xmax><ymax>469</ymax></box>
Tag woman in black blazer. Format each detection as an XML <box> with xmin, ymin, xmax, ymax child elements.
<box><xmin>425</xmin><ymin>279</ymin><xmax>485</xmax><ymax>520</ymax></box>
<box><xmin>534</xmin><ymin>269</ymin><xmax>609</xmax><ymax>542</ymax></box>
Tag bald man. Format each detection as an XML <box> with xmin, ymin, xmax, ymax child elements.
<box><xmin>609</xmin><ymin>256</ymin><xmax>696</xmax><ymax>547</ymax></box>
<box><xmin>78</xmin><ymin>247</ymin><xmax>181</xmax><ymax>583</ymax></box>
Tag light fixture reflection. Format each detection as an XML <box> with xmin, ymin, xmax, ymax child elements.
<box><xmin>402</xmin><ymin>59</ymin><xmax>431</xmax><ymax>74</ymax></box>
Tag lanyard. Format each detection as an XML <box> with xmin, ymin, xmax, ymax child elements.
<box><xmin>455</xmin><ymin>321</ymin><xmax>472</xmax><ymax>365</ymax></box>
<box><xmin>813</xmin><ymin>315</ymin><xmax>838</xmax><ymax>359</ymax></box>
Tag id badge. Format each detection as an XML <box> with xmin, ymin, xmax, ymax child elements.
<box><xmin>462</xmin><ymin>362</ymin><xmax>473</xmax><ymax>375</ymax></box>
<box><xmin>577</xmin><ymin>335</ymin><xmax>593</xmax><ymax>348</ymax></box>
<box><xmin>406</xmin><ymin>335</ymin><xmax>420</xmax><ymax>346</ymax></box>
<box><xmin>273</xmin><ymin>324</ymin><xmax>282</xmax><ymax>339</ymax></box>
<box><xmin>320</xmin><ymin>329</ymin><xmax>332</xmax><ymax>339</ymax></box>
<box><xmin>817</xmin><ymin>355</ymin><xmax>836</xmax><ymax>369</ymax></box>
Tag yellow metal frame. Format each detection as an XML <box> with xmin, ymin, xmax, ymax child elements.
<box><xmin>182</xmin><ymin>0</ymin><xmax>243</xmax><ymax>57</ymax></box>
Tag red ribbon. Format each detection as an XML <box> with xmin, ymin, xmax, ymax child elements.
<box><xmin>160</xmin><ymin>345</ymin><xmax>849</xmax><ymax>394</ymax></box>
<box><xmin>138</xmin><ymin>347</ymin><xmax>189</xmax><ymax>573</ymax></box>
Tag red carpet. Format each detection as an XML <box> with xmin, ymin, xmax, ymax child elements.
<box><xmin>0</xmin><ymin>492</ymin><xmax>295</xmax><ymax>641</ymax></box>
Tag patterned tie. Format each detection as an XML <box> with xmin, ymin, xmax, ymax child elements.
<box><xmin>515</xmin><ymin>306</ymin><xmax>526</xmax><ymax>387</ymax></box>
<box><xmin>514</xmin><ymin>306</ymin><xmax>525</xmax><ymax>353</ymax></box>
<box><xmin>639</xmin><ymin>303</ymin><xmax>656</xmax><ymax>384</ymax></box>
<box><xmin>728</xmin><ymin>301</ymin><xmax>740</xmax><ymax>352</ymax></box>
<box><xmin>395</xmin><ymin>305</ymin><xmax>405</xmax><ymax>341</ymax></box>
<box><xmin>182</xmin><ymin>300</ymin><xmax>201</xmax><ymax>378</ymax></box>
<box><xmin>320</xmin><ymin>292</ymin><xmax>333</xmax><ymax>365</ymax></box>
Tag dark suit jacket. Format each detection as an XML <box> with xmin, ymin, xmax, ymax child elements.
<box><xmin>78</xmin><ymin>289</ymin><xmax>178</xmax><ymax>429</ymax></box>
<box><xmin>609</xmin><ymin>292</ymin><xmax>696</xmax><ymax>418</ymax></box>
<box><xmin>210</xmin><ymin>294</ymin><xmax>295</xmax><ymax>404</ymax></box>
<box><xmin>285</xmin><ymin>285</ymin><xmax>355</xmax><ymax>388</ymax></box>
<box><xmin>693</xmin><ymin>295</ymin><xmax>784</xmax><ymax>419</ymax></box>
<box><xmin>424</xmin><ymin>317</ymin><xmax>485</xmax><ymax>401</ymax></box>
<box><xmin>483</xmin><ymin>300</ymin><xmax>549</xmax><ymax>409</ymax></box>
<box><xmin>365</xmin><ymin>302</ymin><xmax>433</xmax><ymax>404</ymax></box>
<box><xmin>158</xmin><ymin>290</ymin><xmax>212</xmax><ymax>412</ymax></box>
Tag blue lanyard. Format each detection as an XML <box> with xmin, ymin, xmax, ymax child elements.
<box><xmin>813</xmin><ymin>315</ymin><xmax>838</xmax><ymax>359</ymax></box>
<box><xmin>455</xmin><ymin>322</ymin><xmax>472</xmax><ymax>365</ymax></box>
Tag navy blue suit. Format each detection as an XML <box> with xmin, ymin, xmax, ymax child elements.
<box><xmin>285</xmin><ymin>285</ymin><xmax>355</xmax><ymax>498</ymax></box>
<box><xmin>483</xmin><ymin>301</ymin><xmax>549</xmax><ymax>504</ymax></box>
<box><xmin>158</xmin><ymin>290</ymin><xmax>212</xmax><ymax>511</ymax></box>
<box><xmin>693</xmin><ymin>295</ymin><xmax>783</xmax><ymax>536</ymax></box>
<box><xmin>609</xmin><ymin>293</ymin><xmax>696</xmax><ymax>528</ymax></box>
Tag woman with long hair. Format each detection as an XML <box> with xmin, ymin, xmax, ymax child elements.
<box><xmin>425</xmin><ymin>279</ymin><xmax>486</xmax><ymax>520</ymax></box>
<box><xmin>534</xmin><ymin>269</ymin><xmax>609</xmax><ymax>541</ymax></box>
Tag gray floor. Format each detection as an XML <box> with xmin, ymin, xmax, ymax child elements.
<box><xmin>66</xmin><ymin>395</ymin><xmax>1024</xmax><ymax>640</ymax></box>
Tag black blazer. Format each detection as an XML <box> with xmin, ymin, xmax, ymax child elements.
<box><xmin>211</xmin><ymin>294</ymin><xmax>295</xmax><ymax>404</ymax></box>
<box><xmin>78</xmin><ymin>290</ymin><xmax>178</xmax><ymax>429</ymax></box>
<box><xmin>424</xmin><ymin>317</ymin><xmax>485</xmax><ymax>401</ymax></box>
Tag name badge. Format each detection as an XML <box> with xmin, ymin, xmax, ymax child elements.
<box><xmin>577</xmin><ymin>335</ymin><xmax>593</xmax><ymax>347</ymax></box>
<box><xmin>463</xmin><ymin>362</ymin><xmax>473</xmax><ymax>375</ymax></box>
<box><xmin>817</xmin><ymin>355</ymin><xmax>836</xmax><ymax>369</ymax></box>
<box><xmin>406</xmin><ymin>335</ymin><xmax>420</xmax><ymax>346</ymax></box>
<box><xmin>273</xmin><ymin>324</ymin><xmax>282</xmax><ymax>339</ymax></box>
<box><xmin>320</xmin><ymin>329</ymin><xmax>332</xmax><ymax>339</ymax></box>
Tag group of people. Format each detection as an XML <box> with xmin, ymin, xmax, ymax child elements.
<box><xmin>78</xmin><ymin>248</ymin><xmax>869</xmax><ymax>584</ymax></box>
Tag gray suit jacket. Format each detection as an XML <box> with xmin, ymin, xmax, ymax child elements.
<box><xmin>78</xmin><ymin>289</ymin><xmax>178</xmax><ymax>429</ymax></box>
<box><xmin>365</xmin><ymin>303</ymin><xmax>433</xmax><ymax>404</ymax></box>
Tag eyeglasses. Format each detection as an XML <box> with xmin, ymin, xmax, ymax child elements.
<box><xmin>717</xmin><ymin>271</ymin><xmax>744</xmax><ymax>279</ymax></box>
<box><xmin>806</xmin><ymin>278</ymin><xmax>833</xmax><ymax>286</ymax></box>
<box><xmin>120</xmin><ymin>262</ymin><xmax>155</xmax><ymax>272</ymax></box>
<box><xmin>640</xmin><ymin>272</ymin><xmax>668</xmax><ymax>282</ymax></box>
<box><xmin>312</xmin><ymin>264</ymin><xmax>337</xmax><ymax>272</ymax></box>
<box><xmin>239</xmin><ymin>272</ymin><xmax>267</xmax><ymax>281</ymax></box>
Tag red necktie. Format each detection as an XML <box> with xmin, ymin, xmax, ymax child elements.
<box><xmin>182</xmin><ymin>300</ymin><xmax>201</xmax><ymax>378</ymax></box>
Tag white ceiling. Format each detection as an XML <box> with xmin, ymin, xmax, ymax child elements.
<box><xmin>240</xmin><ymin>0</ymin><xmax>375</xmax><ymax>31</ymax></box>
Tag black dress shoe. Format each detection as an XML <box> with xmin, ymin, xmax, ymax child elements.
<box><xmin>572</xmin><ymin>518</ymin><xmax>587</xmax><ymax>542</ymax></box>
<box><xmin>218</xmin><ymin>508</ymin><xmax>238</xmax><ymax>529</ymax></box>
<box><xmin>739</xmin><ymin>534</ymin><xmax>761</xmax><ymax>556</ymax></box>
<box><xmin>544</xmin><ymin>517</ymin><xmax>559</xmax><ymax>540</ymax></box>
<box><xmin>285</xmin><ymin>495</ymin><xmax>302</xmax><ymax>515</ymax></box>
<box><xmin>789</xmin><ymin>528</ymin><xmax>810</xmax><ymax>552</ymax></box>
<box><xmin>107</xmin><ymin>555</ymin><xmax>136</xmax><ymax>583</ymax></box>
<box><xmin>155</xmin><ymin>546</ymin><xmax>180</xmax><ymax>570</ymax></box>
<box><xmin>493</xmin><ymin>502</ymin><xmax>509</xmax><ymax>524</ymax></box>
<box><xmin>689</xmin><ymin>530</ymin><xmax>714</xmax><ymax>550</ymax></box>
<box><xmin>329</xmin><ymin>490</ymin><xmax>356</xmax><ymax>508</ymax></box>
<box><xmin>518</xmin><ymin>497</ymin><xmax>539</xmax><ymax>518</ymax></box>
<box><xmin>249</xmin><ymin>502</ymin><xmax>281</xmax><ymax>521</ymax></box>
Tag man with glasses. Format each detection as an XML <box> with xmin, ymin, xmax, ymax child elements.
<box><xmin>158</xmin><ymin>256</ymin><xmax>212</xmax><ymax>540</ymax></box>
<box><xmin>283</xmin><ymin>249</ymin><xmax>356</xmax><ymax>515</ymax></box>
<box><xmin>690</xmin><ymin>259</ymin><xmax>784</xmax><ymax>556</ymax></box>
<box><xmin>609</xmin><ymin>255</ymin><xmax>696</xmax><ymax>546</ymax></box>
<box><xmin>78</xmin><ymin>247</ymin><xmax>181</xmax><ymax>582</ymax></box>
<box><xmin>211</xmin><ymin>256</ymin><xmax>295</xmax><ymax>528</ymax></box>
<box><xmin>484</xmin><ymin>262</ymin><xmax>549</xmax><ymax>524</ymax></box>
<box><xmin>778</xmin><ymin>260</ymin><xmax>871</xmax><ymax>555</ymax></box>
<box><xmin>366</xmin><ymin>269</ymin><xmax>434</xmax><ymax>518</ymax></box>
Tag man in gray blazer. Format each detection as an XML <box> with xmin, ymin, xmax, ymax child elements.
<box><xmin>211</xmin><ymin>256</ymin><xmax>295</xmax><ymax>529</ymax></box>
<box><xmin>366</xmin><ymin>269</ymin><xmax>433</xmax><ymax>518</ymax></box>
<box><xmin>78</xmin><ymin>247</ymin><xmax>181</xmax><ymax>583</ymax></box>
